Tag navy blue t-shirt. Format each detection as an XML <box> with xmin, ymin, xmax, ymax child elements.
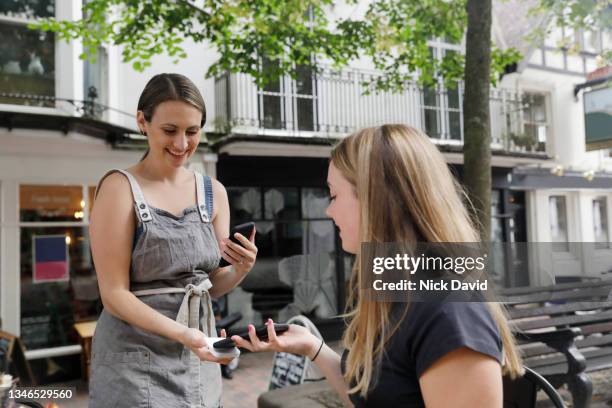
<box><xmin>341</xmin><ymin>302</ymin><xmax>503</xmax><ymax>407</ymax></box>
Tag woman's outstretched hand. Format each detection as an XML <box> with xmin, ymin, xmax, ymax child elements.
<box><xmin>181</xmin><ymin>327</ymin><xmax>236</xmax><ymax>365</ymax></box>
<box><xmin>231</xmin><ymin>319</ymin><xmax>320</xmax><ymax>358</ymax></box>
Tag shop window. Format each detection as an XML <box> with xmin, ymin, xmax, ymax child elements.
<box><xmin>227</xmin><ymin>187</ymin><xmax>262</xmax><ymax>224</ymax></box>
<box><xmin>0</xmin><ymin>0</ymin><xmax>55</xmax><ymax>107</ymax></box>
<box><xmin>549</xmin><ymin>195</ymin><xmax>570</xmax><ymax>252</ymax></box>
<box><xmin>19</xmin><ymin>181</ymin><xmax>98</xmax><ymax>351</ymax></box>
<box><xmin>20</xmin><ymin>227</ymin><xmax>98</xmax><ymax>350</ymax></box>
<box><xmin>593</xmin><ymin>196</ymin><xmax>610</xmax><ymax>249</ymax></box>
<box><xmin>20</xmin><ymin>185</ymin><xmax>84</xmax><ymax>222</ymax></box>
<box><xmin>226</xmin><ymin>185</ymin><xmax>341</xmax><ymax>327</ymax></box>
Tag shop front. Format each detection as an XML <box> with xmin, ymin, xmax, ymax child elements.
<box><xmin>0</xmin><ymin>111</ymin><xmax>215</xmax><ymax>382</ymax></box>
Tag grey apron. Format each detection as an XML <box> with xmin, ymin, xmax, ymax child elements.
<box><xmin>89</xmin><ymin>169</ymin><xmax>223</xmax><ymax>408</ymax></box>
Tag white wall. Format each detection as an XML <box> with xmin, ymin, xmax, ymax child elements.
<box><xmin>54</xmin><ymin>0</ymin><xmax>83</xmax><ymax>115</ymax></box>
<box><xmin>526</xmin><ymin>189</ymin><xmax>612</xmax><ymax>283</ymax></box>
<box><xmin>108</xmin><ymin>39</ymin><xmax>220</xmax><ymax>133</ymax></box>
<box><xmin>500</xmin><ymin>66</ymin><xmax>612</xmax><ymax>173</ymax></box>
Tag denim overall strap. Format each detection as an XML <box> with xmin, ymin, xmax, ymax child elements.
<box><xmin>194</xmin><ymin>171</ymin><xmax>210</xmax><ymax>223</ymax></box>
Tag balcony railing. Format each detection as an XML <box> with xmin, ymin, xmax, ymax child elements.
<box><xmin>214</xmin><ymin>67</ymin><xmax>547</xmax><ymax>155</ymax></box>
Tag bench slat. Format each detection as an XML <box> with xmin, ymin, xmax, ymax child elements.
<box><xmin>508</xmin><ymin>301</ymin><xmax>612</xmax><ymax>319</ymax></box>
<box><xmin>502</xmin><ymin>285</ymin><xmax>612</xmax><ymax>305</ymax></box>
<box><xmin>515</xmin><ymin>310</ymin><xmax>612</xmax><ymax>331</ymax></box>
<box><xmin>524</xmin><ymin>347</ymin><xmax>612</xmax><ymax>370</ymax></box>
<box><xmin>500</xmin><ymin>278</ymin><xmax>611</xmax><ymax>296</ymax></box>
<box><xmin>519</xmin><ymin>333</ymin><xmax>612</xmax><ymax>358</ymax></box>
<box><xmin>579</xmin><ymin>322</ymin><xmax>612</xmax><ymax>336</ymax></box>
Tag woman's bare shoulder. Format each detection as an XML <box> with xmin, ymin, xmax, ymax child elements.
<box><xmin>210</xmin><ymin>177</ymin><xmax>227</xmax><ymax>195</ymax></box>
<box><xmin>93</xmin><ymin>171</ymin><xmax>134</xmax><ymax>214</ymax></box>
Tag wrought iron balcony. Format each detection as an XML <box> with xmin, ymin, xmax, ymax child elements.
<box><xmin>214</xmin><ymin>66</ymin><xmax>549</xmax><ymax>156</ymax></box>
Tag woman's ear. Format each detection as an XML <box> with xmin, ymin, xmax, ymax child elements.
<box><xmin>136</xmin><ymin>111</ymin><xmax>147</xmax><ymax>135</ymax></box>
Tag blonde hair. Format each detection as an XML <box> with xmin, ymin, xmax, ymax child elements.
<box><xmin>332</xmin><ymin>124</ymin><xmax>523</xmax><ymax>397</ymax></box>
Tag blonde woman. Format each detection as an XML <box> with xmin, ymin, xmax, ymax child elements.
<box><xmin>232</xmin><ymin>124</ymin><xmax>522</xmax><ymax>407</ymax></box>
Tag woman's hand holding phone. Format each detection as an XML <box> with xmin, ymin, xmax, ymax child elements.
<box><xmin>219</xmin><ymin>222</ymin><xmax>257</xmax><ymax>275</ymax></box>
<box><xmin>230</xmin><ymin>319</ymin><xmax>320</xmax><ymax>358</ymax></box>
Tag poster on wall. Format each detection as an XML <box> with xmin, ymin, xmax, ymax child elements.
<box><xmin>584</xmin><ymin>84</ymin><xmax>612</xmax><ymax>151</ymax></box>
<box><xmin>33</xmin><ymin>235</ymin><xmax>69</xmax><ymax>283</ymax></box>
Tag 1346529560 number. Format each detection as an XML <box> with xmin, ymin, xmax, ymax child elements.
<box><xmin>8</xmin><ymin>387</ymin><xmax>75</xmax><ymax>400</ymax></box>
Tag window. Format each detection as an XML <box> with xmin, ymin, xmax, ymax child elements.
<box><xmin>549</xmin><ymin>195</ymin><xmax>569</xmax><ymax>252</ymax></box>
<box><xmin>521</xmin><ymin>92</ymin><xmax>548</xmax><ymax>152</ymax></box>
<box><xmin>258</xmin><ymin>59</ymin><xmax>317</xmax><ymax>132</ymax></box>
<box><xmin>226</xmin><ymin>186</ymin><xmax>341</xmax><ymax>327</ymax></box>
<box><xmin>81</xmin><ymin>0</ymin><xmax>108</xmax><ymax>117</ymax></box>
<box><xmin>19</xmin><ymin>184</ymin><xmax>99</xmax><ymax>350</ymax></box>
<box><xmin>294</xmin><ymin>65</ymin><xmax>316</xmax><ymax>131</ymax></box>
<box><xmin>0</xmin><ymin>1</ymin><xmax>55</xmax><ymax>107</ymax></box>
<box><xmin>603</xmin><ymin>32</ymin><xmax>611</xmax><ymax>55</ymax></box>
<box><xmin>581</xmin><ymin>30</ymin><xmax>601</xmax><ymax>54</ymax></box>
<box><xmin>421</xmin><ymin>46</ymin><xmax>463</xmax><ymax>141</ymax></box>
<box><xmin>422</xmin><ymin>85</ymin><xmax>440</xmax><ymax>138</ymax></box>
<box><xmin>593</xmin><ymin>197</ymin><xmax>610</xmax><ymax>249</ymax></box>
<box><xmin>260</xmin><ymin>58</ymin><xmax>284</xmax><ymax>130</ymax></box>
<box><xmin>83</xmin><ymin>47</ymin><xmax>108</xmax><ymax>117</ymax></box>
<box><xmin>0</xmin><ymin>1</ymin><xmax>54</xmax><ymax>18</ymax></box>
<box><xmin>20</xmin><ymin>185</ymin><xmax>85</xmax><ymax>222</ymax></box>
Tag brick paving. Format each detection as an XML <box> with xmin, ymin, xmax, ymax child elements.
<box><xmin>21</xmin><ymin>346</ymin><xmax>298</xmax><ymax>408</ymax></box>
<box><xmin>20</xmin><ymin>349</ymin><xmax>612</xmax><ymax>408</ymax></box>
<box><xmin>222</xmin><ymin>348</ymin><xmax>276</xmax><ymax>408</ymax></box>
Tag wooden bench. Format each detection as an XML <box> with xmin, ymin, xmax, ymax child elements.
<box><xmin>501</xmin><ymin>278</ymin><xmax>612</xmax><ymax>408</ymax></box>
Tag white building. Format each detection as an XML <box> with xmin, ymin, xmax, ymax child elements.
<box><xmin>492</xmin><ymin>1</ymin><xmax>612</xmax><ymax>286</ymax></box>
<box><xmin>0</xmin><ymin>0</ymin><xmax>609</xmax><ymax>382</ymax></box>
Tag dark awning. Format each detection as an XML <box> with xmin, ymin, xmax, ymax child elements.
<box><xmin>0</xmin><ymin>109</ymin><xmax>211</xmax><ymax>150</ymax></box>
<box><xmin>0</xmin><ymin>109</ymin><xmax>137</xmax><ymax>144</ymax></box>
<box><xmin>505</xmin><ymin>167</ymin><xmax>612</xmax><ymax>190</ymax></box>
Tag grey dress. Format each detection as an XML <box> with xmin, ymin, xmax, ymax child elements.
<box><xmin>89</xmin><ymin>169</ymin><xmax>223</xmax><ymax>408</ymax></box>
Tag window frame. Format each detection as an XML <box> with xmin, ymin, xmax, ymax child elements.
<box><xmin>420</xmin><ymin>38</ymin><xmax>465</xmax><ymax>142</ymax></box>
<box><xmin>257</xmin><ymin>59</ymin><xmax>319</xmax><ymax>134</ymax></box>
<box><xmin>520</xmin><ymin>90</ymin><xmax>551</xmax><ymax>153</ymax></box>
<box><xmin>17</xmin><ymin>181</ymin><xmax>97</xmax><ymax>352</ymax></box>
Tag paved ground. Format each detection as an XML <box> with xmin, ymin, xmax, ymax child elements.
<box><xmin>16</xmin><ymin>347</ymin><xmax>612</xmax><ymax>407</ymax></box>
<box><xmin>19</xmin><ymin>344</ymin><xmax>337</xmax><ymax>408</ymax></box>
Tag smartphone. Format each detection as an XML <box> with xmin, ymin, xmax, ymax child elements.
<box><xmin>213</xmin><ymin>323</ymin><xmax>290</xmax><ymax>349</ymax></box>
<box><xmin>218</xmin><ymin>222</ymin><xmax>256</xmax><ymax>268</ymax></box>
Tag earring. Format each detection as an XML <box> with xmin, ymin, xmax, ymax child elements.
<box><xmin>140</xmin><ymin>129</ymin><xmax>147</xmax><ymax>136</ymax></box>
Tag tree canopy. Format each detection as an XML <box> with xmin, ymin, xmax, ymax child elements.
<box><xmin>32</xmin><ymin>0</ymin><xmax>522</xmax><ymax>89</ymax></box>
